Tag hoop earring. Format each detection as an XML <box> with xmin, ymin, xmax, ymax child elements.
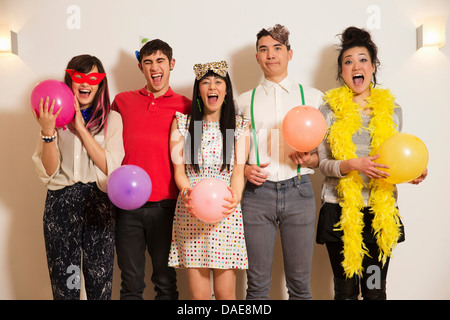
<box><xmin>197</xmin><ymin>98</ymin><xmax>202</xmax><ymax>112</ymax></box>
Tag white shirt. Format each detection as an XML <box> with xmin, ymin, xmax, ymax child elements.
<box><xmin>235</xmin><ymin>77</ymin><xmax>323</xmax><ymax>182</ymax></box>
<box><xmin>32</xmin><ymin>110</ymin><xmax>125</xmax><ymax>192</ymax></box>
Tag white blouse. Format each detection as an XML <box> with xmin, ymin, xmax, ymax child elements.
<box><xmin>32</xmin><ymin>110</ymin><xmax>125</xmax><ymax>192</ymax></box>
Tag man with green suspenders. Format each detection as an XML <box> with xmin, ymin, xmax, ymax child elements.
<box><xmin>235</xmin><ymin>24</ymin><xmax>323</xmax><ymax>300</ymax></box>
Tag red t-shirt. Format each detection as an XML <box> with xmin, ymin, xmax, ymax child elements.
<box><xmin>112</xmin><ymin>87</ymin><xmax>191</xmax><ymax>201</ymax></box>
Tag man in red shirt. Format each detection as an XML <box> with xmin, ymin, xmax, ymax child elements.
<box><xmin>112</xmin><ymin>39</ymin><xmax>191</xmax><ymax>300</ymax></box>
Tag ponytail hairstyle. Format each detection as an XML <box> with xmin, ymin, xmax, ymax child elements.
<box><xmin>64</xmin><ymin>54</ymin><xmax>110</xmax><ymax>136</ymax></box>
<box><xmin>337</xmin><ymin>26</ymin><xmax>380</xmax><ymax>86</ymax></box>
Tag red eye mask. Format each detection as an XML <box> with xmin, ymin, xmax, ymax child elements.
<box><xmin>65</xmin><ymin>69</ymin><xmax>106</xmax><ymax>85</ymax></box>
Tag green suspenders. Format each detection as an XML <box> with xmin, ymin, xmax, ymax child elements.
<box><xmin>250</xmin><ymin>84</ymin><xmax>305</xmax><ymax>177</ymax></box>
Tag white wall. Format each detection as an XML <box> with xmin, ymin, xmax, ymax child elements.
<box><xmin>1</xmin><ymin>0</ymin><xmax>449</xmax><ymax>299</ymax></box>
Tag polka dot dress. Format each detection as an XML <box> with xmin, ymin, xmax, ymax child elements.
<box><xmin>168</xmin><ymin>112</ymin><xmax>248</xmax><ymax>270</ymax></box>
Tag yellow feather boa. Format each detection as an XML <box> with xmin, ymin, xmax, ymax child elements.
<box><xmin>325</xmin><ymin>85</ymin><xmax>403</xmax><ymax>278</ymax></box>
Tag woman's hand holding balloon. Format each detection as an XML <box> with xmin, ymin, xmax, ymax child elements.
<box><xmin>32</xmin><ymin>97</ymin><xmax>61</xmax><ymax>135</ymax></box>
<box><xmin>181</xmin><ymin>187</ymin><xmax>194</xmax><ymax>215</ymax></box>
<box><xmin>341</xmin><ymin>154</ymin><xmax>390</xmax><ymax>179</ymax></box>
<box><xmin>222</xmin><ymin>187</ymin><xmax>239</xmax><ymax>217</ymax></box>
<box><xmin>409</xmin><ymin>168</ymin><xmax>428</xmax><ymax>185</ymax></box>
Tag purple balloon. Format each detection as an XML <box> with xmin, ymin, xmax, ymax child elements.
<box><xmin>107</xmin><ymin>165</ymin><xmax>152</xmax><ymax>210</ymax></box>
<box><xmin>30</xmin><ymin>79</ymin><xmax>75</xmax><ymax>128</ymax></box>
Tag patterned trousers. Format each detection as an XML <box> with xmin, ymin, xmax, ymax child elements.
<box><xmin>43</xmin><ymin>182</ymin><xmax>115</xmax><ymax>300</ymax></box>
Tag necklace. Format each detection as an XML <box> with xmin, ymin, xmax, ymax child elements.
<box><xmin>361</xmin><ymin>107</ymin><xmax>372</xmax><ymax>115</ymax></box>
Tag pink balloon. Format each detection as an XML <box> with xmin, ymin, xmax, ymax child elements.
<box><xmin>282</xmin><ymin>106</ymin><xmax>327</xmax><ymax>152</ymax></box>
<box><xmin>189</xmin><ymin>178</ymin><xmax>232</xmax><ymax>223</ymax></box>
<box><xmin>107</xmin><ymin>165</ymin><xmax>152</xmax><ymax>210</ymax></box>
<box><xmin>30</xmin><ymin>80</ymin><xmax>75</xmax><ymax>128</ymax></box>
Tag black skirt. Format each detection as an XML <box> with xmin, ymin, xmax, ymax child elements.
<box><xmin>316</xmin><ymin>202</ymin><xmax>405</xmax><ymax>244</ymax></box>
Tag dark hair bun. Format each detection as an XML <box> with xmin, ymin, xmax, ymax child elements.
<box><xmin>341</xmin><ymin>26</ymin><xmax>372</xmax><ymax>46</ymax></box>
<box><xmin>336</xmin><ymin>26</ymin><xmax>381</xmax><ymax>86</ymax></box>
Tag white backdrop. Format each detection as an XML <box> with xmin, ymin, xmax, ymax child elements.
<box><xmin>0</xmin><ymin>0</ymin><xmax>449</xmax><ymax>299</ymax></box>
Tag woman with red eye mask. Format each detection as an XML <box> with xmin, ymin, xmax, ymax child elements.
<box><xmin>32</xmin><ymin>55</ymin><xmax>125</xmax><ymax>300</ymax></box>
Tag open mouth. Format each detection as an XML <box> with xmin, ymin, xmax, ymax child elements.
<box><xmin>207</xmin><ymin>93</ymin><xmax>218</xmax><ymax>104</ymax></box>
<box><xmin>353</xmin><ymin>73</ymin><xmax>364</xmax><ymax>86</ymax></box>
<box><xmin>151</xmin><ymin>73</ymin><xmax>163</xmax><ymax>85</ymax></box>
<box><xmin>79</xmin><ymin>89</ymin><xmax>91</xmax><ymax>99</ymax></box>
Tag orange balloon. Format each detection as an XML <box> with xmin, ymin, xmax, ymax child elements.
<box><xmin>375</xmin><ymin>133</ymin><xmax>428</xmax><ymax>184</ymax></box>
<box><xmin>282</xmin><ymin>106</ymin><xmax>327</xmax><ymax>152</ymax></box>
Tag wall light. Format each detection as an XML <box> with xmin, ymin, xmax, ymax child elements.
<box><xmin>417</xmin><ymin>16</ymin><xmax>447</xmax><ymax>50</ymax></box>
<box><xmin>0</xmin><ymin>23</ymin><xmax>18</xmax><ymax>55</ymax></box>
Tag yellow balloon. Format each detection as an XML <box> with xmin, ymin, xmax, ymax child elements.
<box><xmin>375</xmin><ymin>133</ymin><xmax>428</xmax><ymax>184</ymax></box>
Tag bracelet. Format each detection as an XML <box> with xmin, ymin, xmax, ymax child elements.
<box><xmin>41</xmin><ymin>130</ymin><xmax>57</xmax><ymax>143</ymax></box>
<box><xmin>181</xmin><ymin>187</ymin><xmax>190</xmax><ymax>198</ymax></box>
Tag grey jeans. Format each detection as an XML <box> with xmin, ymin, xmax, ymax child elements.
<box><xmin>241</xmin><ymin>175</ymin><xmax>316</xmax><ymax>300</ymax></box>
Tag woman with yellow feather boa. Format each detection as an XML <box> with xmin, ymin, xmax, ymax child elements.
<box><xmin>316</xmin><ymin>26</ymin><xmax>427</xmax><ymax>300</ymax></box>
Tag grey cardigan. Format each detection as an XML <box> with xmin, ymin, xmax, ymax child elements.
<box><xmin>317</xmin><ymin>102</ymin><xmax>403</xmax><ymax>206</ymax></box>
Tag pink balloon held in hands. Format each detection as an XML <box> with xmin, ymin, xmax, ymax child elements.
<box><xmin>189</xmin><ymin>178</ymin><xmax>232</xmax><ymax>223</ymax></box>
<box><xmin>30</xmin><ymin>80</ymin><xmax>75</xmax><ymax>128</ymax></box>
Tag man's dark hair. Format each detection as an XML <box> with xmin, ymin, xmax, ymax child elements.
<box><xmin>256</xmin><ymin>24</ymin><xmax>291</xmax><ymax>51</ymax></box>
<box><xmin>139</xmin><ymin>39</ymin><xmax>173</xmax><ymax>63</ymax></box>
